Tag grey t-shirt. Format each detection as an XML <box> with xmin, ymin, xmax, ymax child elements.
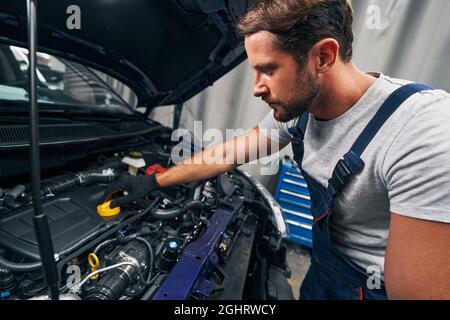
<box><xmin>259</xmin><ymin>73</ymin><xmax>450</xmax><ymax>276</ymax></box>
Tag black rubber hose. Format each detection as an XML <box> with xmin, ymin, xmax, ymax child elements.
<box><xmin>135</xmin><ymin>237</ymin><xmax>154</xmax><ymax>284</ymax></box>
<box><xmin>40</xmin><ymin>169</ymin><xmax>117</xmax><ymax>197</ymax></box>
<box><xmin>41</xmin><ymin>173</ymin><xmax>78</xmax><ymax>195</ymax></box>
<box><xmin>0</xmin><ymin>255</ymin><xmax>42</xmax><ymax>273</ymax></box>
<box><xmin>140</xmin><ymin>273</ymin><xmax>165</xmax><ymax>300</ymax></box>
<box><xmin>93</xmin><ymin>239</ymin><xmax>117</xmax><ymax>256</ymax></box>
<box><xmin>79</xmin><ymin>171</ymin><xmax>116</xmax><ymax>186</ymax></box>
<box><xmin>151</xmin><ymin>200</ymin><xmax>204</xmax><ymax>220</ymax></box>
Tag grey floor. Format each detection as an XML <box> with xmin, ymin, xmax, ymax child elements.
<box><xmin>285</xmin><ymin>242</ymin><xmax>311</xmax><ymax>300</ymax></box>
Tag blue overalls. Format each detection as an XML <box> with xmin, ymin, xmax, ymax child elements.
<box><xmin>288</xmin><ymin>83</ymin><xmax>432</xmax><ymax>300</ymax></box>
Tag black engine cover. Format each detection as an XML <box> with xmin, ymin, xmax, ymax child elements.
<box><xmin>0</xmin><ymin>185</ymin><xmax>107</xmax><ymax>260</ymax></box>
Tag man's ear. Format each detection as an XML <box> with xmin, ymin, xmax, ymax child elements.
<box><xmin>311</xmin><ymin>38</ymin><xmax>340</xmax><ymax>73</ymax></box>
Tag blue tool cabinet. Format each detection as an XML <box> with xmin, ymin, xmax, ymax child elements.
<box><xmin>275</xmin><ymin>157</ymin><xmax>313</xmax><ymax>248</ymax></box>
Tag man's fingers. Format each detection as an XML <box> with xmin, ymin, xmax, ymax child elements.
<box><xmin>109</xmin><ymin>199</ymin><xmax>121</xmax><ymax>209</ymax></box>
<box><xmin>110</xmin><ymin>195</ymin><xmax>133</xmax><ymax>208</ymax></box>
<box><xmin>100</xmin><ymin>186</ymin><xmax>117</xmax><ymax>203</ymax></box>
<box><xmin>100</xmin><ymin>183</ymin><xmax>125</xmax><ymax>204</ymax></box>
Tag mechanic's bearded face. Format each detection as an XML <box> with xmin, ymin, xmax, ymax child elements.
<box><xmin>245</xmin><ymin>31</ymin><xmax>320</xmax><ymax>122</ymax></box>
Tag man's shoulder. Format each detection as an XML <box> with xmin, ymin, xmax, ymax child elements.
<box><xmin>381</xmin><ymin>74</ymin><xmax>450</xmax><ymax>101</ymax></box>
<box><xmin>384</xmin><ymin>88</ymin><xmax>450</xmax><ymax>163</ymax></box>
<box><xmin>401</xmin><ymin>86</ymin><xmax>450</xmax><ymax>121</ymax></box>
<box><xmin>380</xmin><ymin>74</ymin><xmax>450</xmax><ymax>124</ymax></box>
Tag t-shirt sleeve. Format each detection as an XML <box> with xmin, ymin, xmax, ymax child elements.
<box><xmin>258</xmin><ymin>110</ymin><xmax>296</xmax><ymax>145</ymax></box>
<box><xmin>383</xmin><ymin>98</ymin><xmax>450</xmax><ymax>224</ymax></box>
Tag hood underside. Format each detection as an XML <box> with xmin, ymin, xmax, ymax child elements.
<box><xmin>0</xmin><ymin>0</ymin><xmax>255</xmax><ymax>108</ymax></box>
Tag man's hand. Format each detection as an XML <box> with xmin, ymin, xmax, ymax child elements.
<box><xmin>100</xmin><ymin>174</ymin><xmax>160</xmax><ymax>208</ymax></box>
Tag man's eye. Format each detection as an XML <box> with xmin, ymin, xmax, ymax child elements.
<box><xmin>262</xmin><ymin>68</ymin><xmax>274</xmax><ymax>75</ymax></box>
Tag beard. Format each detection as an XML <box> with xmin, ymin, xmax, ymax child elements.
<box><xmin>271</xmin><ymin>70</ymin><xmax>319</xmax><ymax>123</ymax></box>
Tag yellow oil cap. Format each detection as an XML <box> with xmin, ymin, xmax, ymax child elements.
<box><xmin>97</xmin><ymin>201</ymin><xmax>121</xmax><ymax>219</ymax></box>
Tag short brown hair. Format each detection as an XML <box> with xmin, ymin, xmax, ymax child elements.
<box><xmin>237</xmin><ymin>0</ymin><xmax>354</xmax><ymax>67</ymax></box>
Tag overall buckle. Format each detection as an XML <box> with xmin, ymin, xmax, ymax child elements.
<box><xmin>330</xmin><ymin>160</ymin><xmax>352</xmax><ymax>193</ymax></box>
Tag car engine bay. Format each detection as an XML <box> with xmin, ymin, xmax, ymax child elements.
<box><xmin>0</xmin><ymin>127</ymin><xmax>291</xmax><ymax>300</ymax></box>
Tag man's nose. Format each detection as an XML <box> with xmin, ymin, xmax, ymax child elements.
<box><xmin>253</xmin><ymin>82</ymin><xmax>269</xmax><ymax>98</ymax></box>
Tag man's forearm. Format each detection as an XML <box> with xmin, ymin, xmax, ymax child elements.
<box><xmin>154</xmin><ymin>126</ymin><xmax>279</xmax><ymax>188</ymax></box>
<box><xmin>155</xmin><ymin>162</ymin><xmax>236</xmax><ymax>188</ymax></box>
<box><xmin>155</xmin><ymin>141</ymin><xmax>238</xmax><ymax>188</ymax></box>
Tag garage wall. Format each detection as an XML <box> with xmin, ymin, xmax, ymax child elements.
<box><xmin>150</xmin><ymin>0</ymin><xmax>450</xmax><ymax>192</ymax></box>
<box><xmin>352</xmin><ymin>0</ymin><xmax>450</xmax><ymax>89</ymax></box>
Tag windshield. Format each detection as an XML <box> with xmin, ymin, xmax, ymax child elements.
<box><xmin>0</xmin><ymin>43</ymin><xmax>137</xmax><ymax>115</ymax></box>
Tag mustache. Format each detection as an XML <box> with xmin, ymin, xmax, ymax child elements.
<box><xmin>263</xmin><ymin>98</ymin><xmax>284</xmax><ymax>106</ymax></box>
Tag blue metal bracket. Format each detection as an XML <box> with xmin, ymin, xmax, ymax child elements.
<box><xmin>152</xmin><ymin>199</ymin><xmax>242</xmax><ymax>300</ymax></box>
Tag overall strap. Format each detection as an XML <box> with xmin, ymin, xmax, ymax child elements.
<box><xmin>327</xmin><ymin>83</ymin><xmax>433</xmax><ymax>196</ymax></box>
<box><xmin>288</xmin><ymin>112</ymin><xmax>309</xmax><ymax>167</ymax></box>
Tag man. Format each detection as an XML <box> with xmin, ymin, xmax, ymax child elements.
<box><xmin>103</xmin><ymin>0</ymin><xmax>450</xmax><ymax>300</ymax></box>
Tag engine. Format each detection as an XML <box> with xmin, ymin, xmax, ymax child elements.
<box><xmin>0</xmin><ymin>142</ymin><xmax>290</xmax><ymax>300</ymax></box>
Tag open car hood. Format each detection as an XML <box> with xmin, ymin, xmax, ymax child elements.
<box><xmin>0</xmin><ymin>0</ymin><xmax>254</xmax><ymax>109</ymax></box>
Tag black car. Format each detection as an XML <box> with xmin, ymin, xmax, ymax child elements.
<box><xmin>0</xmin><ymin>0</ymin><xmax>292</xmax><ymax>300</ymax></box>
